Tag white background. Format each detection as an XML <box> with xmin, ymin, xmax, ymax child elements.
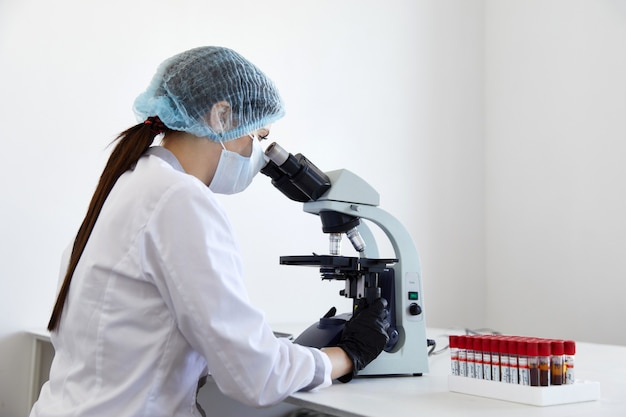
<box><xmin>1</xmin><ymin>1</ymin><xmax>625</xmax><ymax>416</ymax></box>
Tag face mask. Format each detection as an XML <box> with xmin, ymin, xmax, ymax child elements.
<box><xmin>209</xmin><ymin>135</ymin><xmax>267</xmax><ymax>194</ymax></box>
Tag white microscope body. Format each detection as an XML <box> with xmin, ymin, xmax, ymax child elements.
<box><xmin>262</xmin><ymin>143</ymin><xmax>429</xmax><ymax>376</ymax></box>
<box><xmin>303</xmin><ymin>169</ymin><xmax>429</xmax><ymax>376</ymax></box>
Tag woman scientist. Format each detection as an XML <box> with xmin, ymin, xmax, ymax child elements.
<box><xmin>30</xmin><ymin>46</ymin><xmax>389</xmax><ymax>417</ymax></box>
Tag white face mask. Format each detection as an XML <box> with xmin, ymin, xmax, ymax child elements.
<box><xmin>209</xmin><ymin>135</ymin><xmax>267</xmax><ymax>194</ymax></box>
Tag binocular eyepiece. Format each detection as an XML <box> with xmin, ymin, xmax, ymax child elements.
<box><xmin>261</xmin><ymin>142</ymin><xmax>331</xmax><ymax>202</ymax></box>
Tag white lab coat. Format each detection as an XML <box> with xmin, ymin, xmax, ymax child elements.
<box><xmin>30</xmin><ymin>147</ymin><xmax>331</xmax><ymax>417</ymax></box>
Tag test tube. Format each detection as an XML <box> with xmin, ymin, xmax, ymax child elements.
<box><xmin>551</xmin><ymin>340</ymin><xmax>565</xmax><ymax>385</ymax></box>
<box><xmin>458</xmin><ymin>336</ymin><xmax>467</xmax><ymax>377</ymax></box>
<box><xmin>474</xmin><ymin>337</ymin><xmax>484</xmax><ymax>380</ymax></box>
<box><xmin>518</xmin><ymin>339</ymin><xmax>530</xmax><ymax>386</ymax></box>
<box><xmin>500</xmin><ymin>339</ymin><xmax>510</xmax><ymax>383</ymax></box>
<box><xmin>564</xmin><ymin>340</ymin><xmax>576</xmax><ymax>384</ymax></box>
<box><xmin>467</xmin><ymin>337</ymin><xmax>476</xmax><ymax>378</ymax></box>
<box><xmin>483</xmin><ymin>337</ymin><xmax>492</xmax><ymax>381</ymax></box>
<box><xmin>449</xmin><ymin>335</ymin><xmax>459</xmax><ymax>376</ymax></box>
<box><xmin>509</xmin><ymin>338</ymin><xmax>519</xmax><ymax>384</ymax></box>
<box><xmin>528</xmin><ymin>340</ymin><xmax>540</xmax><ymax>386</ymax></box>
<box><xmin>538</xmin><ymin>340</ymin><xmax>551</xmax><ymax>386</ymax></box>
<box><xmin>491</xmin><ymin>337</ymin><xmax>501</xmax><ymax>382</ymax></box>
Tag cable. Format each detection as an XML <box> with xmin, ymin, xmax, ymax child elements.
<box><xmin>427</xmin><ymin>327</ymin><xmax>503</xmax><ymax>357</ymax></box>
<box><xmin>427</xmin><ymin>338</ymin><xmax>437</xmax><ymax>356</ymax></box>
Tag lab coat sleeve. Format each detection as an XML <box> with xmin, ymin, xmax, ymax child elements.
<box><xmin>142</xmin><ymin>181</ymin><xmax>331</xmax><ymax>407</ymax></box>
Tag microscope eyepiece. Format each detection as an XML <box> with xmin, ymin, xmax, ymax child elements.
<box><xmin>261</xmin><ymin>142</ymin><xmax>331</xmax><ymax>202</ymax></box>
<box><xmin>265</xmin><ymin>142</ymin><xmax>289</xmax><ymax>166</ymax></box>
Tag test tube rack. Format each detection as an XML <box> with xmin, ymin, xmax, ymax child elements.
<box><xmin>447</xmin><ymin>334</ymin><xmax>601</xmax><ymax>406</ymax></box>
<box><xmin>448</xmin><ymin>375</ymin><xmax>601</xmax><ymax>406</ymax></box>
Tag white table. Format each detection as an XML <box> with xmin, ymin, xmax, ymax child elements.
<box><xmin>29</xmin><ymin>328</ymin><xmax>626</xmax><ymax>417</ymax></box>
<box><xmin>285</xmin><ymin>328</ymin><xmax>626</xmax><ymax>417</ymax></box>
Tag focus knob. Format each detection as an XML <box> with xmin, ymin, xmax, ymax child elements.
<box><xmin>409</xmin><ymin>303</ymin><xmax>422</xmax><ymax>316</ymax></box>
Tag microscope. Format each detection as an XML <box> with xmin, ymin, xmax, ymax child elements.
<box><xmin>261</xmin><ymin>143</ymin><xmax>429</xmax><ymax>376</ymax></box>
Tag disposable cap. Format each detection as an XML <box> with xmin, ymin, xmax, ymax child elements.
<box><xmin>134</xmin><ymin>46</ymin><xmax>285</xmax><ymax>142</ymax></box>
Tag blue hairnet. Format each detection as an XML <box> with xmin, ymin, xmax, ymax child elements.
<box><xmin>133</xmin><ymin>46</ymin><xmax>285</xmax><ymax>142</ymax></box>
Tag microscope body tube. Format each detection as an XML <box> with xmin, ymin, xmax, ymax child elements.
<box><xmin>260</xmin><ymin>160</ymin><xmax>310</xmax><ymax>202</ymax></box>
<box><xmin>263</xmin><ymin>142</ymin><xmax>331</xmax><ymax>201</ymax></box>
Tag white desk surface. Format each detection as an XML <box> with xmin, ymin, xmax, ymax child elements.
<box><xmin>284</xmin><ymin>328</ymin><xmax>626</xmax><ymax>417</ymax></box>
<box><xmin>29</xmin><ymin>327</ymin><xmax>626</xmax><ymax>417</ymax></box>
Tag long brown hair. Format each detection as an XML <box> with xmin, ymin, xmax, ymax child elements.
<box><xmin>47</xmin><ymin>120</ymin><xmax>167</xmax><ymax>331</ymax></box>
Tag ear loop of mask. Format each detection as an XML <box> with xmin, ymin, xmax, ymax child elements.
<box><xmin>218</xmin><ymin>134</ymin><xmax>257</xmax><ymax>153</ymax></box>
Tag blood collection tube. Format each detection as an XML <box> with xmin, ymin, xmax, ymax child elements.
<box><xmin>458</xmin><ymin>336</ymin><xmax>467</xmax><ymax>377</ymax></box>
<box><xmin>467</xmin><ymin>337</ymin><xmax>476</xmax><ymax>378</ymax></box>
<box><xmin>509</xmin><ymin>338</ymin><xmax>519</xmax><ymax>384</ymax></box>
<box><xmin>538</xmin><ymin>340</ymin><xmax>551</xmax><ymax>386</ymax></box>
<box><xmin>551</xmin><ymin>340</ymin><xmax>565</xmax><ymax>385</ymax></box>
<box><xmin>449</xmin><ymin>335</ymin><xmax>459</xmax><ymax>376</ymax></box>
<box><xmin>474</xmin><ymin>337</ymin><xmax>484</xmax><ymax>380</ymax></box>
<box><xmin>518</xmin><ymin>339</ymin><xmax>530</xmax><ymax>386</ymax></box>
<box><xmin>564</xmin><ymin>340</ymin><xmax>576</xmax><ymax>384</ymax></box>
<box><xmin>483</xmin><ymin>337</ymin><xmax>492</xmax><ymax>381</ymax></box>
<box><xmin>461</xmin><ymin>334</ymin><xmax>572</xmax><ymax>387</ymax></box>
<box><xmin>491</xmin><ymin>337</ymin><xmax>501</xmax><ymax>382</ymax></box>
<box><xmin>500</xmin><ymin>339</ymin><xmax>510</xmax><ymax>383</ymax></box>
<box><xmin>528</xmin><ymin>340</ymin><xmax>540</xmax><ymax>386</ymax></box>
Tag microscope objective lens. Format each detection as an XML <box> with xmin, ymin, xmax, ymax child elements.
<box><xmin>329</xmin><ymin>233</ymin><xmax>342</xmax><ymax>255</ymax></box>
<box><xmin>346</xmin><ymin>227</ymin><xmax>366</xmax><ymax>252</ymax></box>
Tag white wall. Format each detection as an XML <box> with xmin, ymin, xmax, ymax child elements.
<box><xmin>8</xmin><ymin>1</ymin><xmax>624</xmax><ymax>416</ymax></box>
<box><xmin>3</xmin><ymin>1</ymin><xmax>626</xmax><ymax>416</ymax></box>
<box><xmin>0</xmin><ymin>1</ymin><xmax>486</xmax><ymax>416</ymax></box>
<box><xmin>484</xmin><ymin>0</ymin><xmax>626</xmax><ymax>346</ymax></box>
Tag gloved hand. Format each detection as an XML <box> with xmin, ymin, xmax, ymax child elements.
<box><xmin>336</xmin><ymin>298</ymin><xmax>390</xmax><ymax>382</ymax></box>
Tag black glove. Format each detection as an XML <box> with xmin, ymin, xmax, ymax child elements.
<box><xmin>336</xmin><ymin>298</ymin><xmax>390</xmax><ymax>382</ymax></box>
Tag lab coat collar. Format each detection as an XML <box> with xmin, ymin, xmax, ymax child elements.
<box><xmin>144</xmin><ymin>146</ymin><xmax>185</xmax><ymax>173</ymax></box>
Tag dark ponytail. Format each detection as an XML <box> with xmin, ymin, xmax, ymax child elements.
<box><xmin>47</xmin><ymin>119</ymin><xmax>167</xmax><ymax>331</ymax></box>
